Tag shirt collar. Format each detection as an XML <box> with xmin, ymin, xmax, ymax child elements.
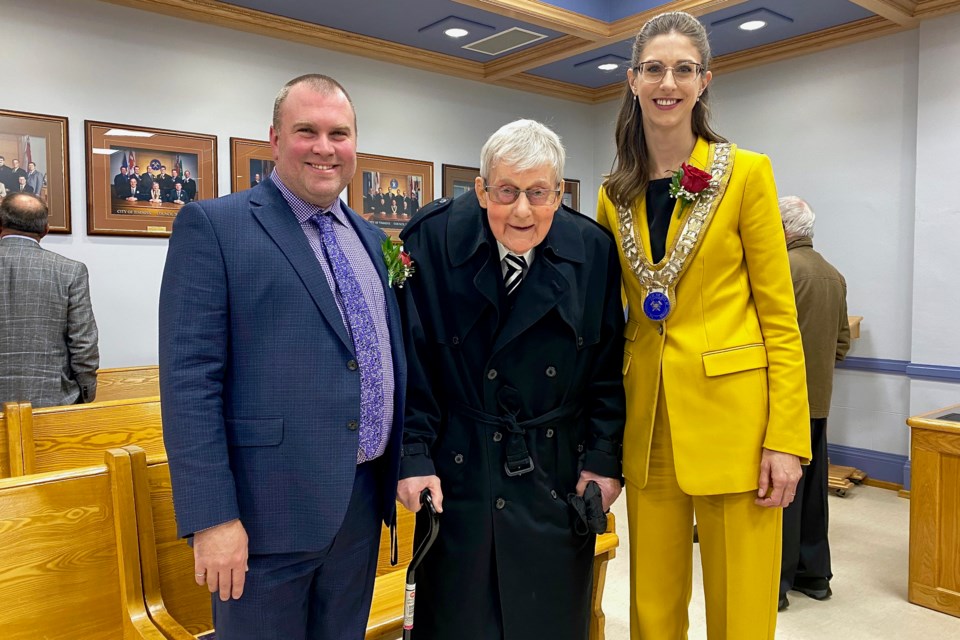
<box><xmin>1</xmin><ymin>234</ymin><xmax>40</xmax><ymax>244</ymax></box>
<box><xmin>270</xmin><ymin>169</ymin><xmax>347</xmax><ymax>226</ymax></box>
<box><xmin>496</xmin><ymin>241</ymin><xmax>535</xmax><ymax>267</ymax></box>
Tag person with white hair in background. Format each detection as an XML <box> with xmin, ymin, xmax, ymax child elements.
<box><xmin>777</xmin><ymin>195</ymin><xmax>850</xmax><ymax>612</ymax></box>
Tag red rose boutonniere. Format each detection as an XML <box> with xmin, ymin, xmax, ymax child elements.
<box><xmin>382</xmin><ymin>238</ymin><xmax>415</xmax><ymax>288</ymax></box>
<box><xmin>669</xmin><ymin>163</ymin><xmax>713</xmax><ymax>215</ymax></box>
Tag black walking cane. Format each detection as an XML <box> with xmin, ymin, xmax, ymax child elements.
<box><xmin>403</xmin><ymin>488</ymin><xmax>440</xmax><ymax>640</ymax></box>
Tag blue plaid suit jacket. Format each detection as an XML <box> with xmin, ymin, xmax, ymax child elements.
<box><xmin>159</xmin><ymin>180</ymin><xmax>405</xmax><ymax>554</ymax></box>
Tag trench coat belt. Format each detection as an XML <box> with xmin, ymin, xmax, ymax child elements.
<box><xmin>450</xmin><ymin>399</ymin><xmax>584</xmax><ymax>477</ymax></box>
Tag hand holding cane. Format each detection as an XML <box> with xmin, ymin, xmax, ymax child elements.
<box><xmin>403</xmin><ymin>488</ymin><xmax>440</xmax><ymax>639</ymax></box>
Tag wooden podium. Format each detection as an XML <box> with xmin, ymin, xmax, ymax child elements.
<box><xmin>906</xmin><ymin>404</ymin><xmax>960</xmax><ymax>618</ymax></box>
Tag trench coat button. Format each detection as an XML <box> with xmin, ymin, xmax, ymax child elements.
<box><xmin>545</xmin><ymin>366</ymin><xmax>557</xmax><ymax>378</ymax></box>
<box><xmin>452</xmin><ymin>336</ymin><xmax>460</xmax><ymax>345</ymax></box>
<box><xmin>577</xmin><ymin>336</ymin><xmax>584</xmax><ymax>346</ymax></box>
<box><xmin>347</xmin><ymin>420</ymin><xmax>358</xmax><ymax>431</ymax></box>
<box><xmin>658</xmin><ymin>323</ymin><xmax>664</xmax><ymax>336</ymax></box>
<box><xmin>493</xmin><ymin>432</ymin><xmax>502</xmax><ymax>442</ymax></box>
<box><xmin>347</xmin><ymin>359</ymin><xmax>359</xmax><ymax>371</ymax></box>
<box><xmin>454</xmin><ymin>453</ymin><xmax>464</xmax><ymax>464</ymax></box>
<box><xmin>577</xmin><ymin>444</ymin><xmax>584</xmax><ymax>453</ymax></box>
<box><xmin>495</xmin><ymin>498</ymin><xmax>505</xmax><ymax>510</ymax></box>
<box><xmin>546</xmin><ymin>428</ymin><xmax>554</xmax><ymax>438</ymax></box>
<box><xmin>487</xmin><ymin>368</ymin><xmax>498</xmax><ymax>380</ymax></box>
<box><xmin>550</xmin><ymin>490</ymin><xmax>558</xmax><ymax>500</ymax></box>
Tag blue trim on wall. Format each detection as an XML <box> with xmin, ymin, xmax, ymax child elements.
<box><xmin>826</xmin><ymin>443</ymin><xmax>908</xmax><ymax>485</ymax></box>
<box><xmin>903</xmin><ymin>459</ymin><xmax>911</xmax><ymax>491</ymax></box>
<box><xmin>836</xmin><ymin>357</ymin><xmax>960</xmax><ymax>382</ymax></box>
<box><xmin>836</xmin><ymin>357</ymin><xmax>908</xmax><ymax>374</ymax></box>
<box><xmin>904</xmin><ymin>363</ymin><xmax>960</xmax><ymax>381</ymax></box>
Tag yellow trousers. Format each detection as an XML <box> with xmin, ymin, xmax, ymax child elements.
<box><xmin>626</xmin><ymin>388</ymin><xmax>781</xmax><ymax>639</ymax></box>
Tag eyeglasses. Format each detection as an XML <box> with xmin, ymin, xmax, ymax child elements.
<box><xmin>483</xmin><ymin>183</ymin><xmax>560</xmax><ymax>206</ymax></box>
<box><xmin>635</xmin><ymin>61</ymin><xmax>703</xmax><ymax>84</ymax></box>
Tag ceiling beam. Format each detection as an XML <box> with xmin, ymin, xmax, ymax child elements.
<box><xmin>913</xmin><ymin>0</ymin><xmax>960</xmax><ymax>18</ymax></box>
<box><xmin>608</xmin><ymin>0</ymin><xmax>752</xmax><ymax>37</ymax></box>
<box><xmin>484</xmin><ymin>35</ymin><xmax>607</xmax><ymax>81</ymax></box>
<box><xmin>847</xmin><ymin>0</ymin><xmax>919</xmax><ymax>26</ymax></box>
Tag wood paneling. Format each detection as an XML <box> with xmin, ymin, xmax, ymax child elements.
<box><xmin>907</xmin><ymin>407</ymin><xmax>960</xmax><ymax>618</ymax></box>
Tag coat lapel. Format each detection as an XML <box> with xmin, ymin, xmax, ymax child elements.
<box><xmin>491</xmin><ymin>207</ymin><xmax>585</xmax><ymax>355</ymax></box>
<box><xmin>447</xmin><ymin>194</ymin><xmax>501</xmax><ymax>338</ymax></box>
<box><xmin>249</xmin><ymin>182</ymin><xmax>352</xmax><ymax>352</ymax></box>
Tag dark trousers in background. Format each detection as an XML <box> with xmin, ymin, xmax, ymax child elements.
<box><xmin>780</xmin><ymin>417</ymin><xmax>832</xmax><ymax>596</ymax></box>
<box><xmin>213</xmin><ymin>459</ymin><xmax>384</xmax><ymax>640</ymax></box>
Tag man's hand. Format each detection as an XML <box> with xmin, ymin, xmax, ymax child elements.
<box><xmin>755</xmin><ymin>448</ymin><xmax>802</xmax><ymax>508</ymax></box>
<box><xmin>397</xmin><ymin>475</ymin><xmax>444</xmax><ymax>513</ymax></box>
<box><xmin>194</xmin><ymin>519</ymin><xmax>249</xmax><ymax>601</ymax></box>
<box><xmin>576</xmin><ymin>470</ymin><xmax>622</xmax><ymax>512</ymax></box>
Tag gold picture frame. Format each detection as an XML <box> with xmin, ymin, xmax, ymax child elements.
<box><xmin>0</xmin><ymin>109</ymin><xmax>72</xmax><ymax>233</ymax></box>
<box><xmin>348</xmin><ymin>153</ymin><xmax>433</xmax><ymax>240</ymax></box>
<box><xmin>85</xmin><ymin>120</ymin><xmax>217</xmax><ymax>237</ymax></box>
<box><xmin>441</xmin><ymin>164</ymin><xmax>479</xmax><ymax>200</ymax></box>
<box><xmin>230</xmin><ymin>137</ymin><xmax>274</xmax><ymax>193</ymax></box>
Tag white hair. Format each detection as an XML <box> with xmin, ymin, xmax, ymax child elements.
<box><xmin>779</xmin><ymin>196</ymin><xmax>815</xmax><ymax>240</ymax></box>
<box><xmin>479</xmin><ymin>119</ymin><xmax>565</xmax><ymax>185</ymax></box>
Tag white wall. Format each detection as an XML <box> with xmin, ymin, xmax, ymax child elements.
<box><xmin>4</xmin><ymin>0</ymin><xmax>597</xmax><ymax>367</ymax></box>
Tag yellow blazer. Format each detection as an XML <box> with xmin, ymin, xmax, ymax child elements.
<box><xmin>597</xmin><ymin>137</ymin><xmax>811</xmax><ymax>495</ymax></box>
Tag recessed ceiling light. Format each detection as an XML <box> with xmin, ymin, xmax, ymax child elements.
<box><xmin>739</xmin><ymin>20</ymin><xmax>767</xmax><ymax>31</ymax></box>
<box><xmin>597</xmin><ymin>63</ymin><xmax>619</xmax><ymax>71</ymax></box>
<box><xmin>444</xmin><ymin>27</ymin><xmax>469</xmax><ymax>38</ymax></box>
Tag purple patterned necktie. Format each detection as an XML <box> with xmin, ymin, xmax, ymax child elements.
<box><xmin>312</xmin><ymin>212</ymin><xmax>383</xmax><ymax>458</ymax></box>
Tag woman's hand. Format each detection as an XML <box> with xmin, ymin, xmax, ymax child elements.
<box><xmin>755</xmin><ymin>448</ymin><xmax>802</xmax><ymax>508</ymax></box>
<box><xmin>397</xmin><ymin>475</ymin><xmax>444</xmax><ymax>513</ymax></box>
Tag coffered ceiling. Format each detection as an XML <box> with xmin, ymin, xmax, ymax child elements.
<box><xmin>99</xmin><ymin>0</ymin><xmax>960</xmax><ymax>103</ymax></box>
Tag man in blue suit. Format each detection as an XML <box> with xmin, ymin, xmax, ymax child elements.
<box><xmin>159</xmin><ymin>74</ymin><xmax>406</xmax><ymax>640</ymax></box>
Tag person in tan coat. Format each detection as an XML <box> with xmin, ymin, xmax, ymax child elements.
<box><xmin>777</xmin><ymin>195</ymin><xmax>851</xmax><ymax>611</ymax></box>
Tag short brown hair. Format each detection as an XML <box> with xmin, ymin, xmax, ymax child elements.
<box><xmin>272</xmin><ymin>74</ymin><xmax>356</xmax><ymax>131</ymax></box>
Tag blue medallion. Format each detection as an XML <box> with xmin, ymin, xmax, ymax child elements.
<box><xmin>643</xmin><ymin>291</ymin><xmax>670</xmax><ymax>321</ymax></box>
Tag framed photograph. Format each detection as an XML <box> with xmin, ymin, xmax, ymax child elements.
<box><xmin>562</xmin><ymin>178</ymin><xmax>580</xmax><ymax>211</ymax></box>
<box><xmin>230</xmin><ymin>137</ymin><xmax>274</xmax><ymax>193</ymax></box>
<box><xmin>85</xmin><ymin>120</ymin><xmax>217</xmax><ymax>237</ymax></box>
<box><xmin>348</xmin><ymin>153</ymin><xmax>433</xmax><ymax>240</ymax></box>
<box><xmin>442</xmin><ymin>164</ymin><xmax>479</xmax><ymax>200</ymax></box>
<box><xmin>0</xmin><ymin>109</ymin><xmax>72</xmax><ymax>233</ymax></box>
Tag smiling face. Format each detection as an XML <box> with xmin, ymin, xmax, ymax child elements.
<box><xmin>628</xmin><ymin>32</ymin><xmax>711</xmax><ymax>137</ymax></box>
<box><xmin>476</xmin><ymin>162</ymin><xmax>561</xmax><ymax>254</ymax></box>
<box><xmin>270</xmin><ymin>83</ymin><xmax>357</xmax><ymax>208</ymax></box>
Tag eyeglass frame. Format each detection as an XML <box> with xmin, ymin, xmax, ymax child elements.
<box><xmin>482</xmin><ymin>181</ymin><xmax>562</xmax><ymax>206</ymax></box>
<box><xmin>634</xmin><ymin>61</ymin><xmax>705</xmax><ymax>84</ymax></box>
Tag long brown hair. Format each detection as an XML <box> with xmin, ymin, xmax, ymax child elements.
<box><xmin>603</xmin><ymin>12</ymin><xmax>726</xmax><ymax>212</ymax></box>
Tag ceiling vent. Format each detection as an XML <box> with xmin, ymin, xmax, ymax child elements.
<box><xmin>462</xmin><ymin>27</ymin><xmax>547</xmax><ymax>56</ymax></box>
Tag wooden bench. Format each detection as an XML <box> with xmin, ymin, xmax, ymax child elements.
<box><xmin>96</xmin><ymin>366</ymin><xmax>160</xmax><ymax>402</ymax></box>
<box><xmin>1</xmin><ymin>397</ymin><xmax>164</xmax><ymax>475</ymax></box>
<box><xmin>124</xmin><ymin>446</ymin><xmax>617</xmax><ymax>640</ymax></box>
<box><xmin>0</xmin><ymin>448</ymin><xmax>167</xmax><ymax>639</ymax></box>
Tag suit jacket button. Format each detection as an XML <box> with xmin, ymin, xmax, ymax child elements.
<box><xmin>347</xmin><ymin>359</ymin><xmax>359</xmax><ymax>371</ymax></box>
<box><xmin>658</xmin><ymin>323</ymin><xmax>664</xmax><ymax>336</ymax></box>
<box><xmin>347</xmin><ymin>420</ymin><xmax>358</xmax><ymax>430</ymax></box>
<box><xmin>454</xmin><ymin>453</ymin><xmax>464</xmax><ymax>464</ymax></box>
<box><xmin>493</xmin><ymin>431</ymin><xmax>502</xmax><ymax>442</ymax></box>
<box><xmin>545</xmin><ymin>366</ymin><xmax>557</xmax><ymax>378</ymax></box>
<box><xmin>487</xmin><ymin>368</ymin><xmax>498</xmax><ymax>380</ymax></box>
<box><xmin>495</xmin><ymin>498</ymin><xmax>505</xmax><ymax>510</ymax></box>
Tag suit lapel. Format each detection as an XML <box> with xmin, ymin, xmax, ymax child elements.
<box><xmin>250</xmin><ymin>182</ymin><xmax>352</xmax><ymax>352</ymax></box>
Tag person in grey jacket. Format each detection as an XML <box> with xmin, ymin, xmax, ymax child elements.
<box><xmin>778</xmin><ymin>195</ymin><xmax>851</xmax><ymax>611</ymax></box>
<box><xmin>0</xmin><ymin>193</ymin><xmax>99</xmax><ymax>407</ymax></box>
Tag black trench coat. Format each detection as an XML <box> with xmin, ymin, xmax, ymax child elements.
<box><xmin>398</xmin><ymin>192</ymin><xmax>626</xmax><ymax>640</ymax></box>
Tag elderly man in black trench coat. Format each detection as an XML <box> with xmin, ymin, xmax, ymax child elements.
<box><xmin>396</xmin><ymin>119</ymin><xmax>626</xmax><ymax>640</ymax></box>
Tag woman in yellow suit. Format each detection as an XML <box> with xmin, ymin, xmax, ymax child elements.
<box><xmin>596</xmin><ymin>12</ymin><xmax>811</xmax><ymax>640</ymax></box>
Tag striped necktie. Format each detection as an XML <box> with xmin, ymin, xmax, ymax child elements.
<box><xmin>503</xmin><ymin>253</ymin><xmax>526</xmax><ymax>296</ymax></box>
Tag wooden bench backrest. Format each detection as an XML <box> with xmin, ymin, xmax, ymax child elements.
<box><xmin>96</xmin><ymin>366</ymin><xmax>160</xmax><ymax>403</ymax></box>
<box><xmin>21</xmin><ymin>397</ymin><xmax>164</xmax><ymax>474</ymax></box>
<box><xmin>0</xmin><ymin>449</ymin><xmax>165</xmax><ymax>639</ymax></box>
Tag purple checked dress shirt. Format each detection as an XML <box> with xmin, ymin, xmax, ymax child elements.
<box><xmin>271</xmin><ymin>172</ymin><xmax>394</xmax><ymax>463</ymax></box>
